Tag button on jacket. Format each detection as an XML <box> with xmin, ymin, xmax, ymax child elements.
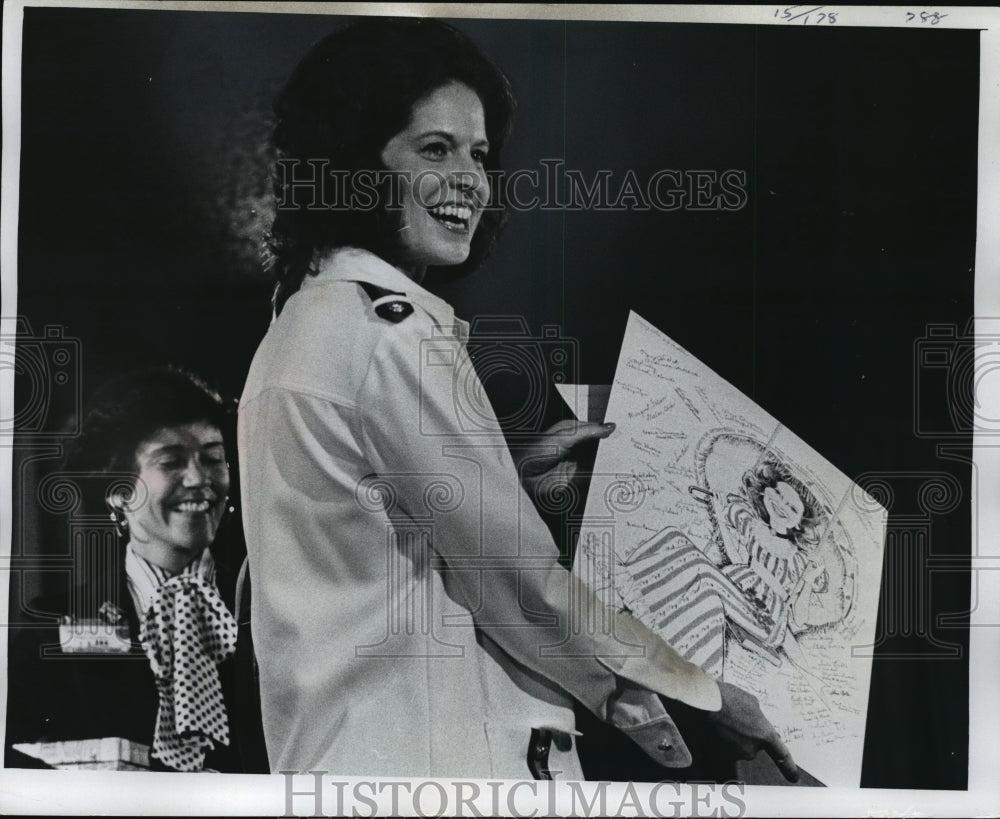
<box><xmin>238</xmin><ymin>247</ymin><xmax>721</xmax><ymax>778</ymax></box>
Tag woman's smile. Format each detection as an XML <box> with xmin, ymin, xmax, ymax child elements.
<box><xmin>168</xmin><ymin>495</ymin><xmax>217</xmax><ymax>515</ymax></box>
<box><xmin>380</xmin><ymin>81</ymin><xmax>491</xmax><ymax>279</ymax></box>
<box><xmin>763</xmin><ymin>481</ymin><xmax>805</xmax><ymax>533</ymax></box>
<box><xmin>121</xmin><ymin>421</ymin><xmax>230</xmax><ymax>572</ymax></box>
<box><xmin>427</xmin><ymin>202</ymin><xmax>475</xmax><ymax>232</ymax></box>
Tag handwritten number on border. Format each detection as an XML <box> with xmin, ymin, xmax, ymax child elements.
<box><xmin>773</xmin><ymin>6</ymin><xmax>838</xmax><ymax>25</ymax></box>
<box><xmin>905</xmin><ymin>11</ymin><xmax>948</xmax><ymax>25</ymax></box>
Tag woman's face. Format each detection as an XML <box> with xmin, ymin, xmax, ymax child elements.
<box><xmin>379</xmin><ymin>81</ymin><xmax>491</xmax><ymax>278</ymax></box>
<box><xmin>115</xmin><ymin>421</ymin><xmax>230</xmax><ymax>572</ymax></box>
<box><xmin>762</xmin><ymin>481</ymin><xmax>805</xmax><ymax>535</ymax></box>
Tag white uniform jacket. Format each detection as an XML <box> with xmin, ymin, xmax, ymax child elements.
<box><xmin>238</xmin><ymin>247</ymin><xmax>721</xmax><ymax>778</ymax></box>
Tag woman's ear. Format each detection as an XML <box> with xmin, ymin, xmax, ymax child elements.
<box><xmin>106</xmin><ymin>488</ymin><xmax>127</xmax><ymax>513</ymax></box>
<box><xmin>106</xmin><ymin>489</ymin><xmax>130</xmax><ymax>537</ymax></box>
<box><xmin>106</xmin><ymin>475</ymin><xmax>143</xmax><ymax>513</ymax></box>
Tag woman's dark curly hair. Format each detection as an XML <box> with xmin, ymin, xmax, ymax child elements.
<box><xmin>63</xmin><ymin>367</ymin><xmax>229</xmax><ymax>512</ymax></box>
<box><xmin>267</xmin><ymin>17</ymin><xmax>516</xmax><ymax>315</ymax></box>
<box><xmin>742</xmin><ymin>455</ymin><xmax>823</xmax><ymax>544</ymax></box>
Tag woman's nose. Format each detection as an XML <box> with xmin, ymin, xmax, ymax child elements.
<box><xmin>181</xmin><ymin>458</ymin><xmax>208</xmax><ymax>486</ymax></box>
<box><xmin>450</xmin><ymin>159</ymin><xmax>489</xmax><ymax>203</ymax></box>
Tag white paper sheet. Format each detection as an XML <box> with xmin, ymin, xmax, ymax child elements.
<box><xmin>575</xmin><ymin>311</ymin><xmax>887</xmax><ymax>787</ymax></box>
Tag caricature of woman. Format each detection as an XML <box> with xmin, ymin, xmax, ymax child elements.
<box><xmin>721</xmin><ymin>458</ymin><xmax>843</xmax><ymax>648</ymax></box>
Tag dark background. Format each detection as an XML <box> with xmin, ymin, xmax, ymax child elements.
<box><xmin>8</xmin><ymin>8</ymin><xmax>977</xmax><ymax>789</ymax></box>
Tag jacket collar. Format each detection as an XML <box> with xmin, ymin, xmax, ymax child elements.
<box><xmin>307</xmin><ymin>247</ymin><xmax>469</xmax><ymax>341</ymax></box>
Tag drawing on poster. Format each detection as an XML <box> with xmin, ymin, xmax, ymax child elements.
<box><xmin>574</xmin><ymin>311</ymin><xmax>887</xmax><ymax>787</ymax></box>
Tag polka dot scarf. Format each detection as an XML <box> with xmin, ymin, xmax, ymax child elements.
<box><xmin>136</xmin><ymin>552</ymin><xmax>238</xmax><ymax>772</ymax></box>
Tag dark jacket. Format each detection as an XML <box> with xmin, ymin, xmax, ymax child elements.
<box><xmin>4</xmin><ymin>550</ymin><xmax>267</xmax><ymax>773</ymax></box>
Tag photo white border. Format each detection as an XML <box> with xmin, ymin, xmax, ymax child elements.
<box><xmin>2</xmin><ymin>3</ymin><xmax>997</xmax><ymax>815</ymax></box>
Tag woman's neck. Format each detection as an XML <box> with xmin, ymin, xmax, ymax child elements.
<box><xmin>129</xmin><ymin>538</ymin><xmax>203</xmax><ymax>576</ymax></box>
<box><xmin>387</xmin><ymin>252</ymin><xmax>426</xmax><ymax>285</ymax></box>
<box><xmin>369</xmin><ymin>241</ymin><xmax>427</xmax><ymax>285</ymax></box>
<box><xmin>398</xmin><ymin>264</ymin><xmax>426</xmax><ymax>285</ymax></box>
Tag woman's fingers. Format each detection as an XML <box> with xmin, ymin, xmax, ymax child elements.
<box><xmin>711</xmin><ymin>681</ymin><xmax>800</xmax><ymax>780</ymax></box>
<box><xmin>764</xmin><ymin>734</ymin><xmax>800</xmax><ymax>782</ymax></box>
<box><xmin>519</xmin><ymin>420</ymin><xmax>617</xmax><ymax>479</ymax></box>
<box><xmin>543</xmin><ymin>420</ymin><xmax>616</xmax><ymax>451</ymax></box>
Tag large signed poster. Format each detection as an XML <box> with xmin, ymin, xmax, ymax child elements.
<box><xmin>574</xmin><ymin>311</ymin><xmax>888</xmax><ymax>787</ymax></box>
<box><xmin>1</xmin><ymin>2</ymin><xmax>998</xmax><ymax>815</ymax></box>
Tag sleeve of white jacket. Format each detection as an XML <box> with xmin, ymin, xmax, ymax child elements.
<box><xmin>357</xmin><ymin>318</ymin><xmax>721</xmax><ymax>723</ymax></box>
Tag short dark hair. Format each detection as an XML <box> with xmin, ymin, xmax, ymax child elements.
<box><xmin>267</xmin><ymin>17</ymin><xmax>516</xmax><ymax>314</ymax></box>
<box><xmin>64</xmin><ymin>366</ymin><xmax>228</xmax><ymax>483</ymax></box>
<box><xmin>742</xmin><ymin>455</ymin><xmax>822</xmax><ymax>543</ymax></box>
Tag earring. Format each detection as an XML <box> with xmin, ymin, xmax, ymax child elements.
<box><xmin>225</xmin><ymin>496</ymin><xmax>236</xmax><ymax>515</ymax></box>
<box><xmin>109</xmin><ymin>508</ymin><xmax>129</xmax><ymax>538</ymax></box>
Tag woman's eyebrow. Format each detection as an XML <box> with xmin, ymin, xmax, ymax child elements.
<box><xmin>415</xmin><ymin>130</ymin><xmax>456</xmax><ymax>143</ymax></box>
<box><xmin>144</xmin><ymin>440</ymin><xmax>225</xmax><ymax>456</ymax></box>
<box><xmin>144</xmin><ymin>443</ymin><xmax>185</xmax><ymax>457</ymax></box>
<box><xmin>415</xmin><ymin>130</ymin><xmax>490</xmax><ymax>150</ymax></box>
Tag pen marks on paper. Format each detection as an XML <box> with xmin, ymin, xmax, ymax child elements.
<box><xmin>577</xmin><ymin>311</ymin><xmax>887</xmax><ymax>787</ymax></box>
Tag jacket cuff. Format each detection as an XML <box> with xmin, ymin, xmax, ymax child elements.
<box><xmin>593</xmin><ymin>614</ymin><xmax>721</xmax><ymax>712</ymax></box>
<box><xmin>605</xmin><ymin>680</ymin><xmax>693</xmax><ymax>768</ymax></box>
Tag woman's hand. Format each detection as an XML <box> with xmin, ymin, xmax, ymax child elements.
<box><xmin>707</xmin><ymin>681</ymin><xmax>799</xmax><ymax>781</ymax></box>
<box><xmin>514</xmin><ymin>420</ymin><xmax>616</xmax><ymax>505</ymax></box>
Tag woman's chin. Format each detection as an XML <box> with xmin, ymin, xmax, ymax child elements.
<box><xmin>427</xmin><ymin>241</ymin><xmax>471</xmax><ymax>268</ymax></box>
<box><xmin>167</xmin><ymin>521</ymin><xmax>220</xmax><ymax>555</ymax></box>
<box><xmin>430</xmin><ymin>247</ymin><xmax>474</xmax><ymax>274</ymax></box>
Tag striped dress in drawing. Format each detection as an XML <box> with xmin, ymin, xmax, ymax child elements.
<box><xmin>623</xmin><ymin>530</ymin><xmax>780</xmax><ymax>680</ymax></box>
<box><xmin>720</xmin><ymin>501</ymin><xmax>807</xmax><ymax>647</ymax></box>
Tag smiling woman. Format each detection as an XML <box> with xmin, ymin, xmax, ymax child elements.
<box><xmin>116</xmin><ymin>420</ymin><xmax>230</xmax><ymax>575</ymax></box>
<box><xmin>5</xmin><ymin>367</ymin><xmax>265</xmax><ymax>773</ymax></box>
<box><xmin>379</xmin><ymin>81</ymin><xmax>492</xmax><ymax>278</ymax></box>
<box><xmin>238</xmin><ymin>16</ymin><xmax>797</xmax><ymax>782</ymax></box>
<box><xmin>266</xmin><ymin>17</ymin><xmax>514</xmax><ymax>316</ymax></box>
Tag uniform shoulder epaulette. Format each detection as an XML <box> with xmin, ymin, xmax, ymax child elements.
<box><xmin>357</xmin><ymin>281</ymin><xmax>414</xmax><ymax>323</ymax></box>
